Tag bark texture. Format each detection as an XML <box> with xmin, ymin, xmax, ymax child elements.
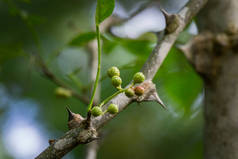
<box><xmin>204</xmin><ymin>55</ymin><xmax>238</xmax><ymax>159</ymax></box>
<box><xmin>190</xmin><ymin>0</ymin><xmax>238</xmax><ymax>158</ymax></box>
<box><xmin>197</xmin><ymin>0</ymin><xmax>238</xmax><ymax>34</ymax></box>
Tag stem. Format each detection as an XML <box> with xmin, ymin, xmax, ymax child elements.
<box><xmin>98</xmin><ymin>82</ymin><xmax>134</xmax><ymax>107</ymax></box>
<box><xmin>99</xmin><ymin>88</ymin><xmax>126</xmax><ymax>107</ymax></box>
<box><xmin>87</xmin><ymin>24</ymin><xmax>101</xmax><ymax>111</ymax></box>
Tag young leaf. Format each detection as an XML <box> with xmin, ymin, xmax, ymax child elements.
<box><xmin>95</xmin><ymin>0</ymin><xmax>115</xmax><ymax>25</ymax></box>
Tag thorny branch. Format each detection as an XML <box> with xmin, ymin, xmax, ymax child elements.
<box><xmin>35</xmin><ymin>0</ymin><xmax>207</xmax><ymax>158</ymax></box>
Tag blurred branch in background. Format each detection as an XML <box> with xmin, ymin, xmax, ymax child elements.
<box><xmin>3</xmin><ymin>0</ymin><xmax>93</xmax><ymax>105</ymax></box>
<box><xmin>33</xmin><ymin>54</ymin><xmax>91</xmax><ymax>105</ymax></box>
<box><xmin>35</xmin><ymin>0</ymin><xmax>207</xmax><ymax>158</ymax></box>
<box><xmin>85</xmin><ymin>131</ymin><xmax>107</xmax><ymax>159</ymax></box>
<box><xmin>85</xmin><ymin>141</ymin><xmax>99</xmax><ymax>159</ymax></box>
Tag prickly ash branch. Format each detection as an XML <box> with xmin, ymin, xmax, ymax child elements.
<box><xmin>35</xmin><ymin>0</ymin><xmax>207</xmax><ymax>158</ymax></box>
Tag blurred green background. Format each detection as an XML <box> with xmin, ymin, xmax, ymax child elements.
<box><xmin>0</xmin><ymin>0</ymin><xmax>203</xmax><ymax>158</ymax></box>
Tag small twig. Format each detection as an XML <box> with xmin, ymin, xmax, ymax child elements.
<box><xmin>99</xmin><ymin>88</ymin><xmax>126</xmax><ymax>107</ymax></box>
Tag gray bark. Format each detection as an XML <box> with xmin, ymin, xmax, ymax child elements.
<box><xmin>194</xmin><ymin>0</ymin><xmax>238</xmax><ymax>158</ymax></box>
<box><xmin>204</xmin><ymin>55</ymin><xmax>238</xmax><ymax>159</ymax></box>
<box><xmin>197</xmin><ymin>0</ymin><xmax>238</xmax><ymax>34</ymax></box>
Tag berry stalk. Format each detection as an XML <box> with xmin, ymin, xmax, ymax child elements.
<box><xmin>99</xmin><ymin>88</ymin><xmax>126</xmax><ymax>107</ymax></box>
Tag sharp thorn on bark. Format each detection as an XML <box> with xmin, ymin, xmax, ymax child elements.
<box><xmin>156</xmin><ymin>97</ymin><xmax>167</xmax><ymax>110</ymax></box>
<box><xmin>159</xmin><ymin>7</ymin><xmax>180</xmax><ymax>33</ymax></box>
<box><xmin>66</xmin><ymin>106</ymin><xmax>74</xmax><ymax>121</ymax></box>
<box><xmin>66</xmin><ymin>107</ymin><xmax>85</xmax><ymax>130</ymax></box>
<box><xmin>160</xmin><ymin>8</ymin><xmax>171</xmax><ymax>20</ymax></box>
<box><xmin>152</xmin><ymin>91</ymin><xmax>167</xmax><ymax>110</ymax></box>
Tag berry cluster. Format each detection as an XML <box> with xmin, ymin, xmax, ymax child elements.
<box><xmin>91</xmin><ymin>66</ymin><xmax>145</xmax><ymax>117</ymax></box>
<box><xmin>108</xmin><ymin>66</ymin><xmax>122</xmax><ymax>89</ymax></box>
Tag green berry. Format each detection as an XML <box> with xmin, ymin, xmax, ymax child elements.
<box><xmin>125</xmin><ymin>88</ymin><xmax>135</xmax><ymax>97</ymax></box>
<box><xmin>91</xmin><ymin>106</ymin><xmax>103</xmax><ymax>117</ymax></box>
<box><xmin>107</xmin><ymin>104</ymin><xmax>118</xmax><ymax>114</ymax></box>
<box><xmin>111</xmin><ymin>76</ymin><xmax>122</xmax><ymax>87</ymax></box>
<box><xmin>107</xmin><ymin>66</ymin><xmax>120</xmax><ymax>78</ymax></box>
<box><xmin>133</xmin><ymin>72</ymin><xmax>145</xmax><ymax>84</ymax></box>
<box><xmin>55</xmin><ymin>87</ymin><xmax>72</xmax><ymax>98</ymax></box>
<box><xmin>134</xmin><ymin>86</ymin><xmax>145</xmax><ymax>96</ymax></box>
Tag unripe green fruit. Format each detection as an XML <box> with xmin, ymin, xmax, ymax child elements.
<box><xmin>125</xmin><ymin>88</ymin><xmax>135</xmax><ymax>97</ymax></box>
<box><xmin>55</xmin><ymin>87</ymin><xmax>72</xmax><ymax>98</ymax></box>
<box><xmin>107</xmin><ymin>66</ymin><xmax>120</xmax><ymax>78</ymax></box>
<box><xmin>91</xmin><ymin>106</ymin><xmax>103</xmax><ymax>117</ymax></box>
<box><xmin>107</xmin><ymin>104</ymin><xmax>118</xmax><ymax>114</ymax></box>
<box><xmin>134</xmin><ymin>86</ymin><xmax>145</xmax><ymax>96</ymax></box>
<box><xmin>133</xmin><ymin>72</ymin><xmax>145</xmax><ymax>84</ymax></box>
<box><xmin>111</xmin><ymin>76</ymin><xmax>122</xmax><ymax>87</ymax></box>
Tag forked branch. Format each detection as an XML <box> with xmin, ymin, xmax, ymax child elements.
<box><xmin>35</xmin><ymin>0</ymin><xmax>207</xmax><ymax>158</ymax></box>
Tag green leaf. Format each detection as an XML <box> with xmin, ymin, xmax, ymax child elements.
<box><xmin>120</xmin><ymin>39</ymin><xmax>154</xmax><ymax>58</ymax></box>
<box><xmin>95</xmin><ymin>0</ymin><xmax>115</xmax><ymax>25</ymax></box>
<box><xmin>101</xmin><ymin>34</ymin><xmax>155</xmax><ymax>57</ymax></box>
<box><xmin>69</xmin><ymin>32</ymin><xmax>96</xmax><ymax>47</ymax></box>
<box><xmin>156</xmin><ymin>47</ymin><xmax>203</xmax><ymax>115</ymax></box>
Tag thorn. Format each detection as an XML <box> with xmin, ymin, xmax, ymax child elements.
<box><xmin>156</xmin><ymin>98</ymin><xmax>167</xmax><ymax>110</ymax></box>
<box><xmin>160</xmin><ymin>7</ymin><xmax>180</xmax><ymax>34</ymax></box>
<box><xmin>66</xmin><ymin>106</ymin><xmax>74</xmax><ymax>121</ymax></box>
<box><xmin>153</xmin><ymin>92</ymin><xmax>167</xmax><ymax>110</ymax></box>
<box><xmin>66</xmin><ymin>107</ymin><xmax>85</xmax><ymax>130</ymax></box>
<box><xmin>160</xmin><ymin>8</ymin><xmax>170</xmax><ymax>20</ymax></box>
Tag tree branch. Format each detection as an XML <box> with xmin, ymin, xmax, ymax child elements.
<box><xmin>35</xmin><ymin>0</ymin><xmax>207</xmax><ymax>158</ymax></box>
<box><xmin>142</xmin><ymin>0</ymin><xmax>208</xmax><ymax>79</ymax></box>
